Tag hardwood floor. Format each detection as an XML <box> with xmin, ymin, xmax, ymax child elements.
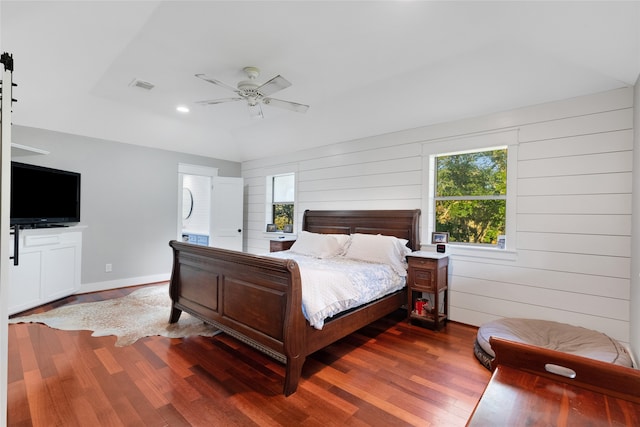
<box><xmin>7</xmin><ymin>285</ymin><xmax>491</xmax><ymax>426</ymax></box>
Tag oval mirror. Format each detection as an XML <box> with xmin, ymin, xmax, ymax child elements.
<box><xmin>182</xmin><ymin>188</ymin><xmax>194</xmax><ymax>220</ymax></box>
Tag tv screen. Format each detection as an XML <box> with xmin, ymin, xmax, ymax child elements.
<box><xmin>10</xmin><ymin>162</ymin><xmax>81</xmax><ymax>227</ymax></box>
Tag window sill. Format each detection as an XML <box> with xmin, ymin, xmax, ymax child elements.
<box><xmin>420</xmin><ymin>244</ymin><xmax>517</xmax><ymax>261</ymax></box>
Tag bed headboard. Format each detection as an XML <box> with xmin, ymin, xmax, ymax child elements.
<box><xmin>302</xmin><ymin>209</ymin><xmax>421</xmax><ymax>251</ymax></box>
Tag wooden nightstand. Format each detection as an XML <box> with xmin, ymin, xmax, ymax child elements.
<box><xmin>406</xmin><ymin>252</ymin><xmax>449</xmax><ymax>330</ymax></box>
<box><xmin>269</xmin><ymin>238</ymin><xmax>296</xmax><ymax>252</ymax></box>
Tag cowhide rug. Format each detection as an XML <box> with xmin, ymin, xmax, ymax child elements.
<box><xmin>8</xmin><ymin>284</ymin><xmax>219</xmax><ymax>346</ymax></box>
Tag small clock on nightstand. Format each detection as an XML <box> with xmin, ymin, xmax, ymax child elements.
<box><xmin>406</xmin><ymin>251</ymin><xmax>449</xmax><ymax>330</ymax></box>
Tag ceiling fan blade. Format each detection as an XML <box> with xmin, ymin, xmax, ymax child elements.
<box><xmin>248</xmin><ymin>103</ymin><xmax>263</xmax><ymax>119</ymax></box>
<box><xmin>195</xmin><ymin>97</ymin><xmax>243</xmax><ymax>105</ymax></box>
<box><xmin>257</xmin><ymin>75</ymin><xmax>291</xmax><ymax>96</ymax></box>
<box><xmin>263</xmin><ymin>97</ymin><xmax>309</xmax><ymax>113</ymax></box>
<box><xmin>195</xmin><ymin>74</ymin><xmax>239</xmax><ymax>94</ymax></box>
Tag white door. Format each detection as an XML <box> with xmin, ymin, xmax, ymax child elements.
<box><xmin>210</xmin><ymin>176</ymin><xmax>244</xmax><ymax>251</ymax></box>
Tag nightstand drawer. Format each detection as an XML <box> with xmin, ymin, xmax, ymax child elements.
<box><xmin>408</xmin><ymin>257</ymin><xmax>438</xmax><ymax>268</ymax></box>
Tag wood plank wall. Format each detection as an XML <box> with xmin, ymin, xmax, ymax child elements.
<box><xmin>242</xmin><ymin>87</ymin><xmax>634</xmax><ymax>345</ymax></box>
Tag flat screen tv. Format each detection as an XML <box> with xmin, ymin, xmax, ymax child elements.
<box><xmin>10</xmin><ymin>161</ymin><xmax>81</xmax><ymax>227</ymax></box>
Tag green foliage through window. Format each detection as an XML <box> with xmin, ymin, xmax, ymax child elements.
<box><xmin>273</xmin><ymin>203</ymin><xmax>294</xmax><ymax>230</ymax></box>
<box><xmin>434</xmin><ymin>149</ymin><xmax>507</xmax><ymax>244</ymax></box>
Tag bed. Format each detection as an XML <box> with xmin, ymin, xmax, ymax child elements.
<box><xmin>168</xmin><ymin>209</ymin><xmax>421</xmax><ymax>395</ymax></box>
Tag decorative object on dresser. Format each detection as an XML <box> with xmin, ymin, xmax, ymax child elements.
<box><xmin>168</xmin><ymin>209</ymin><xmax>420</xmax><ymax>396</ymax></box>
<box><xmin>406</xmin><ymin>252</ymin><xmax>449</xmax><ymax>330</ymax></box>
<box><xmin>9</xmin><ymin>284</ymin><xmax>219</xmax><ymax>346</ymax></box>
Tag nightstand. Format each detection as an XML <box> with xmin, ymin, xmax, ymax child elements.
<box><xmin>269</xmin><ymin>238</ymin><xmax>296</xmax><ymax>252</ymax></box>
<box><xmin>406</xmin><ymin>252</ymin><xmax>449</xmax><ymax>330</ymax></box>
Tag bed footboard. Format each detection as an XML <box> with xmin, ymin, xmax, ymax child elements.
<box><xmin>168</xmin><ymin>240</ymin><xmax>306</xmax><ymax>395</ymax></box>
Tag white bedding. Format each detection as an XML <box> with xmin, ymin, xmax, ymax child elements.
<box><xmin>267</xmin><ymin>251</ymin><xmax>406</xmax><ymax>329</ymax></box>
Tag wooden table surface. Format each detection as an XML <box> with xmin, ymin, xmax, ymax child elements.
<box><xmin>466</xmin><ymin>364</ymin><xmax>640</xmax><ymax>426</ymax></box>
<box><xmin>466</xmin><ymin>337</ymin><xmax>640</xmax><ymax>426</ymax></box>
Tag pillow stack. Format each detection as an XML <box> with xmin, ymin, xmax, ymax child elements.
<box><xmin>288</xmin><ymin>231</ymin><xmax>412</xmax><ymax>276</ymax></box>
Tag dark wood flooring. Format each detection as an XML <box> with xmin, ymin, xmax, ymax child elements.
<box><xmin>7</xmin><ymin>284</ymin><xmax>491</xmax><ymax>426</ymax></box>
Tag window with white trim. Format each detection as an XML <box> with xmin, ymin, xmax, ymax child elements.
<box><xmin>432</xmin><ymin>148</ymin><xmax>507</xmax><ymax>246</ymax></box>
<box><xmin>269</xmin><ymin>173</ymin><xmax>295</xmax><ymax>231</ymax></box>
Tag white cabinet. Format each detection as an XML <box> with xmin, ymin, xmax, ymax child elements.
<box><xmin>8</xmin><ymin>226</ymin><xmax>83</xmax><ymax>315</ymax></box>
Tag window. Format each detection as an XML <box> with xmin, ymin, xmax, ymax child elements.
<box><xmin>271</xmin><ymin>173</ymin><xmax>294</xmax><ymax>231</ymax></box>
<box><xmin>433</xmin><ymin>148</ymin><xmax>507</xmax><ymax>245</ymax></box>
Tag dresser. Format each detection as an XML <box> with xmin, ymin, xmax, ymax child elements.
<box><xmin>8</xmin><ymin>226</ymin><xmax>84</xmax><ymax>315</ymax></box>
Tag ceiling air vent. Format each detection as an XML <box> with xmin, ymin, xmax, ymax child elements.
<box><xmin>129</xmin><ymin>78</ymin><xmax>155</xmax><ymax>91</ymax></box>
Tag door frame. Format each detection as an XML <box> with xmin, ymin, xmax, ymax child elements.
<box><xmin>0</xmin><ymin>53</ymin><xmax>15</xmax><ymax>424</ymax></box>
<box><xmin>177</xmin><ymin>163</ymin><xmax>218</xmax><ymax>242</ymax></box>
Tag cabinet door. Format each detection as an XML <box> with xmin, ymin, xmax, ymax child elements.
<box><xmin>413</xmin><ymin>268</ymin><xmax>435</xmax><ymax>291</ymax></box>
<box><xmin>8</xmin><ymin>251</ymin><xmax>42</xmax><ymax>314</ymax></box>
<box><xmin>42</xmin><ymin>245</ymin><xmax>79</xmax><ymax>301</ymax></box>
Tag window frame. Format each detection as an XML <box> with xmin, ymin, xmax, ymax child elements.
<box><xmin>265</xmin><ymin>172</ymin><xmax>296</xmax><ymax>233</ymax></box>
<box><xmin>433</xmin><ymin>147</ymin><xmax>508</xmax><ymax>245</ymax></box>
<box><xmin>422</xmin><ymin>130</ymin><xmax>518</xmax><ymax>259</ymax></box>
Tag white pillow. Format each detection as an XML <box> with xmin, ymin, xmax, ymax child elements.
<box><xmin>332</xmin><ymin>233</ymin><xmax>351</xmax><ymax>254</ymax></box>
<box><xmin>343</xmin><ymin>233</ymin><xmax>412</xmax><ymax>276</ymax></box>
<box><xmin>289</xmin><ymin>231</ymin><xmax>350</xmax><ymax>258</ymax></box>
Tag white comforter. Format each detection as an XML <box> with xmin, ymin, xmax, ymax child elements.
<box><xmin>267</xmin><ymin>251</ymin><xmax>406</xmax><ymax>329</ymax></box>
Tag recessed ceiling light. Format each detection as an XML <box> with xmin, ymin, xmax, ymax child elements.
<box><xmin>176</xmin><ymin>105</ymin><xmax>190</xmax><ymax>113</ymax></box>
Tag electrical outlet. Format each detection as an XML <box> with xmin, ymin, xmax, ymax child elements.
<box><xmin>105</xmin><ymin>263</ymin><xmax>112</xmax><ymax>273</ymax></box>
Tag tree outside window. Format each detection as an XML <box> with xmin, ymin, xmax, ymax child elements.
<box><xmin>434</xmin><ymin>148</ymin><xmax>507</xmax><ymax>245</ymax></box>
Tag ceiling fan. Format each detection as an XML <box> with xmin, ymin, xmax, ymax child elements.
<box><xmin>195</xmin><ymin>66</ymin><xmax>309</xmax><ymax>119</ymax></box>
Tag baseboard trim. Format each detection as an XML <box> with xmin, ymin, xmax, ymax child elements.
<box><xmin>79</xmin><ymin>273</ymin><xmax>170</xmax><ymax>294</ymax></box>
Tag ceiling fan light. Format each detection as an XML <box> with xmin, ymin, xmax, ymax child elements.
<box><xmin>248</xmin><ymin>103</ymin><xmax>263</xmax><ymax>119</ymax></box>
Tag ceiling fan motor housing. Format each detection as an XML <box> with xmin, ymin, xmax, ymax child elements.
<box><xmin>238</xmin><ymin>67</ymin><xmax>264</xmax><ymax>103</ymax></box>
<box><xmin>237</xmin><ymin>81</ymin><xmax>261</xmax><ymax>104</ymax></box>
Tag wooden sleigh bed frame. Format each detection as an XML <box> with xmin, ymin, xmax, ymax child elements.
<box><xmin>168</xmin><ymin>209</ymin><xmax>421</xmax><ymax>395</ymax></box>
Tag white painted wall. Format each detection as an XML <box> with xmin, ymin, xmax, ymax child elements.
<box><xmin>242</xmin><ymin>87</ymin><xmax>635</xmax><ymax>355</ymax></box>
<box><xmin>11</xmin><ymin>126</ymin><xmax>240</xmax><ymax>292</ymax></box>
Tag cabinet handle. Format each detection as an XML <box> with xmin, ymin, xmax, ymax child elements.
<box><xmin>9</xmin><ymin>224</ymin><xmax>19</xmax><ymax>266</ymax></box>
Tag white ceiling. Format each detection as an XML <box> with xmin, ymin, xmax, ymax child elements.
<box><xmin>2</xmin><ymin>1</ymin><xmax>639</xmax><ymax>163</ymax></box>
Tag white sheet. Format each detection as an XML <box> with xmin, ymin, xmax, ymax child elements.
<box><xmin>267</xmin><ymin>251</ymin><xmax>406</xmax><ymax>329</ymax></box>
